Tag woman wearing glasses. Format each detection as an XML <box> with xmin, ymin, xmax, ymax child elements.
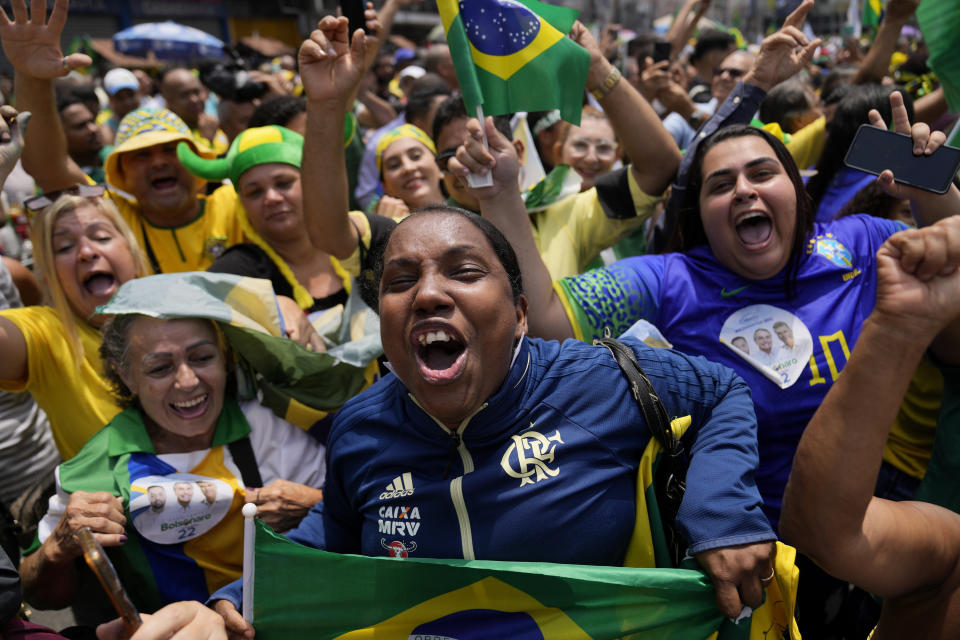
<box><xmin>552</xmin><ymin>105</ymin><xmax>621</xmax><ymax>192</ymax></box>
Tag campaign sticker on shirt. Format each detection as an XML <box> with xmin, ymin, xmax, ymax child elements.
<box><xmin>719</xmin><ymin>304</ymin><xmax>812</xmax><ymax>389</ymax></box>
<box><xmin>129</xmin><ymin>473</ymin><xmax>232</xmax><ymax>545</ymax></box>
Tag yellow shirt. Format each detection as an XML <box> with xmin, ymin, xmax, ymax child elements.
<box><xmin>531</xmin><ymin>169</ymin><xmax>663</xmax><ymax>280</ymax></box>
<box><xmin>113</xmin><ymin>185</ymin><xmax>244</xmax><ymax>273</ymax></box>
<box><xmin>785</xmin><ymin>115</ymin><xmax>826</xmax><ymax>171</ymax></box>
<box><xmin>0</xmin><ymin>307</ymin><xmax>119</xmax><ymax>460</ymax></box>
<box><xmin>883</xmin><ymin>355</ymin><xmax>943</xmax><ymax>479</ymax></box>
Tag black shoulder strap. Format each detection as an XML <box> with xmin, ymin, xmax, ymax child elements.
<box><xmin>593</xmin><ymin>336</ymin><xmax>677</xmax><ymax>454</ymax></box>
<box><xmin>228</xmin><ymin>436</ymin><xmax>263</xmax><ymax>488</ymax></box>
<box><xmin>594</xmin><ymin>334</ymin><xmax>690</xmax><ymax>566</ymax></box>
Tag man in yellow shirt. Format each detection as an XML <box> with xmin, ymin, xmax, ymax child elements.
<box><xmin>0</xmin><ymin>1</ymin><xmax>242</xmax><ymax>273</ymax></box>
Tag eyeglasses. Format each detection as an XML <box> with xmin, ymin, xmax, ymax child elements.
<box><xmin>714</xmin><ymin>67</ymin><xmax>747</xmax><ymax>79</ymax></box>
<box><xmin>565</xmin><ymin>137</ymin><xmax>618</xmax><ymax>161</ymax></box>
<box><xmin>436</xmin><ymin>150</ymin><xmax>457</xmax><ymax>174</ymax></box>
<box><xmin>23</xmin><ymin>184</ymin><xmax>106</xmax><ymax>212</ymax></box>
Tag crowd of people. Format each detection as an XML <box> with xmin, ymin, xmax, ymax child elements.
<box><xmin>0</xmin><ymin>0</ymin><xmax>957</xmax><ymax>638</ymax></box>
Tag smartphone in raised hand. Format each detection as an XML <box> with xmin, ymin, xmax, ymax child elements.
<box><xmin>78</xmin><ymin>527</ymin><xmax>142</xmax><ymax>635</ymax></box>
<box><xmin>844</xmin><ymin>124</ymin><xmax>960</xmax><ymax>195</ymax></box>
<box><xmin>341</xmin><ymin>0</ymin><xmax>369</xmax><ymax>37</ymax></box>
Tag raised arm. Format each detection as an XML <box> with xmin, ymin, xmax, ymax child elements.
<box><xmin>781</xmin><ymin>216</ymin><xmax>960</xmax><ymax>599</ymax></box>
<box><xmin>570</xmin><ymin>21</ymin><xmax>681</xmax><ymax>196</ymax></box>
<box><xmin>0</xmin><ymin>0</ymin><xmax>90</xmax><ymax>191</ymax></box>
<box><xmin>852</xmin><ymin>0</ymin><xmax>920</xmax><ymax>85</ymax></box>
<box><xmin>0</xmin><ymin>104</ymin><xmax>31</xmax><ymax>381</ymax></box>
<box><xmin>665</xmin><ymin>0</ymin><xmax>711</xmax><ymax>61</ymax></box>
<box><xmin>452</xmin><ymin>117</ymin><xmax>575</xmax><ymax>341</ymax></box>
<box><xmin>299</xmin><ymin>12</ymin><xmax>379</xmax><ymax>260</ymax></box>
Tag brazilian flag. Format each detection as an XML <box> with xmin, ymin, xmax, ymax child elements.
<box><xmin>437</xmin><ymin>0</ymin><xmax>590</xmax><ymax>125</ymax></box>
<box><xmin>250</xmin><ymin>519</ymin><xmax>799</xmax><ymax>639</ymax></box>
<box><xmin>252</xmin><ymin>520</ymin><xmax>727</xmax><ymax>639</ymax></box>
<box><xmin>862</xmin><ymin>0</ymin><xmax>883</xmax><ymax>28</ymax></box>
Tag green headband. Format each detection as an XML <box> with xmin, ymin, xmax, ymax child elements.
<box><xmin>177</xmin><ymin>125</ymin><xmax>304</xmax><ymax>188</ymax></box>
<box><xmin>376</xmin><ymin>124</ymin><xmax>436</xmax><ymax>173</ymax></box>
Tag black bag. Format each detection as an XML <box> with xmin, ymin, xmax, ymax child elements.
<box><xmin>594</xmin><ymin>335</ymin><xmax>690</xmax><ymax>566</ymax></box>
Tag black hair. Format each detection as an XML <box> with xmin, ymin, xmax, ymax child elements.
<box><xmin>405</xmin><ymin>73</ymin><xmax>452</xmax><ymax>126</ymax></box>
<box><xmin>372</xmin><ymin>205</ymin><xmax>524</xmax><ymax>308</ymax></box>
<box><xmin>835</xmin><ymin>181</ymin><xmax>906</xmax><ymax>221</ymax></box>
<box><xmin>819</xmin><ymin>67</ymin><xmax>858</xmax><ymax>106</ymax></box>
<box><xmin>806</xmin><ymin>84</ymin><xmax>913</xmax><ymax>214</ymax></box>
<box><xmin>759</xmin><ymin>79</ymin><xmax>814</xmax><ymax>133</ymax></box>
<box><xmin>432</xmin><ymin>94</ymin><xmax>467</xmax><ymax>143</ymax></box>
<box><xmin>248</xmin><ymin>94</ymin><xmax>307</xmax><ymax>129</ymax></box>
<box><xmin>669</xmin><ymin>124</ymin><xmax>814</xmax><ymax>298</ymax></box>
<box><xmin>55</xmin><ymin>91</ymin><xmax>89</xmax><ymax>115</ymax></box>
<box><xmin>690</xmin><ymin>30</ymin><xmax>735</xmax><ymax>64</ymax></box>
<box><xmin>431</xmin><ymin>95</ymin><xmax>513</xmax><ymax>148</ymax></box>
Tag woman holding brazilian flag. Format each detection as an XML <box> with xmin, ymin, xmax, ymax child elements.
<box><xmin>201</xmin><ymin>7</ymin><xmax>798</xmax><ymax>640</ymax></box>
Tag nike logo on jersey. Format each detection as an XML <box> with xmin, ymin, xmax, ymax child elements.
<box><xmin>379</xmin><ymin>472</ymin><xmax>415</xmax><ymax>500</ymax></box>
<box><xmin>720</xmin><ymin>285</ymin><xmax>749</xmax><ymax>298</ymax></box>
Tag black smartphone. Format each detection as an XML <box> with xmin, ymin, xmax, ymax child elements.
<box><xmin>652</xmin><ymin>41</ymin><xmax>672</xmax><ymax>63</ymax></box>
<box><xmin>341</xmin><ymin>0</ymin><xmax>368</xmax><ymax>36</ymax></box>
<box><xmin>844</xmin><ymin>124</ymin><xmax>960</xmax><ymax>195</ymax></box>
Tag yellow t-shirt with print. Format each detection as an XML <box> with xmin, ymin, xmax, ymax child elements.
<box><xmin>530</xmin><ymin>168</ymin><xmax>664</xmax><ymax>280</ymax></box>
<box><xmin>0</xmin><ymin>307</ymin><xmax>119</xmax><ymax>460</ymax></box>
<box><xmin>112</xmin><ymin>184</ymin><xmax>244</xmax><ymax>273</ymax></box>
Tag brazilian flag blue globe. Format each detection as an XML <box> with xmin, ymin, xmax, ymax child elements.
<box><xmin>438</xmin><ymin>0</ymin><xmax>590</xmax><ymax>125</ymax></box>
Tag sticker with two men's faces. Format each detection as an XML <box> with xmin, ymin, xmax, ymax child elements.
<box><xmin>719</xmin><ymin>304</ymin><xmax>812</xmax><ymax>389</ymax></box>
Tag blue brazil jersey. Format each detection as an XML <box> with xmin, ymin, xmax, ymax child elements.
<box><xmin>558</xmin><ymin>214</ymin><xmax>907</xmax><ymax>529</ymax></box>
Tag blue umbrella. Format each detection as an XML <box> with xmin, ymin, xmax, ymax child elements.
<box><xmin>113</xmin><ymin>21</ymin><xmax>225</xmax><ymax>61</ymax></box>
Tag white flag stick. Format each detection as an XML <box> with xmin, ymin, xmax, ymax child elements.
<box><xmin>466</xmin><ymin>104</ymin><xmax>494</xmax><ymax>188</ymax></box>
<box><xmin>242</xmin><ymin>502</ymin><xmax>258</xmax><ymax>623</ymax></box>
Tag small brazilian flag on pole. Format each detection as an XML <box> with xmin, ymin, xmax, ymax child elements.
<box><xmin>437</xmin><ymin>0</ymin><xmax>590</xmax><ymax>125</ymax></box>
<box><xmin>862</xmin><ymin>0</ymin><xmax>884</xmax><ymax>28</ymax></box>
<box><xmin>250</xmin><ymin>520</ymin><xmax>758</xmax><ymax>639</ymax></box>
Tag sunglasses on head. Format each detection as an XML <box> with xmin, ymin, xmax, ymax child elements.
<box><xmin>714</xmin><ymin>67</ymin><xmax>747</xmax><ymax>79</ymax></box>
<box><xmin>23</xmin><ymin>184</ymin><xmax>106</xmax><ymax>212</ymax></box>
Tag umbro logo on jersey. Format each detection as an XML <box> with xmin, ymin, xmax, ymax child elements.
<box><xmin>379</xmin><ymin>472</ymin><xmax>415</xmax><ymax>499</ymax></box>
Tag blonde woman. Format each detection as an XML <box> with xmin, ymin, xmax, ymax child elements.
<box><xmin>0</xmin><ymin>194</ymin><xmax>148</xmax><ymax>459</ymax></box>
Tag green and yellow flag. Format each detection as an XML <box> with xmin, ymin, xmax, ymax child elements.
<box><xmin>250</xmin><ymin>520</ymin><xmax>799</xmax><ymax>639</ymax></box>
<box><xmin>862</xmin><ymin>0</ymin><xmax>884</xmax><ymax>28</ymax></box>
<box><xmin>252</xmin><ymin>520</ymin><xmax>729</xmax><ymax>639</ymax></box>
<box><xmin>437</xmin><ymin>0</ymin><xmax>590</xmax><ymax>124</ymax></box>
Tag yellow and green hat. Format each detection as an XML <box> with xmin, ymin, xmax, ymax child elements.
<box><xmin>177</xmin><ymin>125</ymin><xmax>304</xmax><ymax>189</ymax></box>
<box><xmin>375</xmin><ymin>123</ymin><xmax>436</xmax><ymax>174</ymax></box>
<box><xmin>105</xmin><ymin>108</ymin><xmax>209</xmax><ymax>192</ymax></box>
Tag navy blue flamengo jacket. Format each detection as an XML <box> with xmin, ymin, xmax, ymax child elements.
<box><xmin>211</xmin><ymin>336</ymin><xmax>774</xmax><ymax>608</ymax></box>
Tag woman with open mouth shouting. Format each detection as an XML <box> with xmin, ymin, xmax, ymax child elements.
<box><xmin>0</xmin><ymin>191</ymin><xmax>148</xmax><ymax>461</ymax></box>
<box><xmin>209</xmin><ymin>204</ymin><xmax>781</xmax><ymax>636</ymax></box>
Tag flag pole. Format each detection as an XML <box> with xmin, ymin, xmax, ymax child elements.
<box><xmin>466</xmin><ymin>104</ymin><xmax>494</xmax><ymax>189</ymax></box>
<box><xmin>242</xmin><ymin>502</ymin><xmax>258</xmax><ymax>623</ymax></box>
